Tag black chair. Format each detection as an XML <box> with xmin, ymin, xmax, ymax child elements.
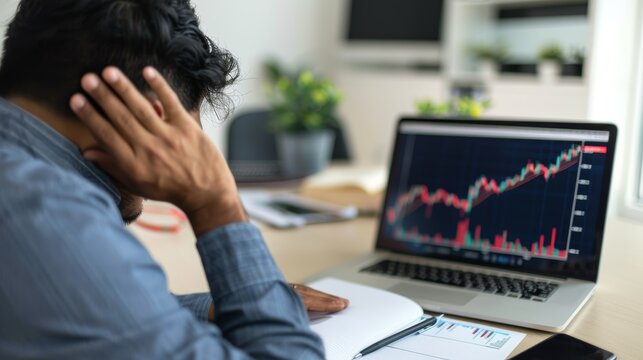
<box><xmin>227</xmin><ymin>109</ymin><xmax>352</xmax><ymax>183</ymax></box>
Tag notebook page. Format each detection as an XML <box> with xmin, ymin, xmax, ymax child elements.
<box><xmin>308</xmin><ymin>278</ymin><xmax>424</xmax><ymax>360</ymax></box>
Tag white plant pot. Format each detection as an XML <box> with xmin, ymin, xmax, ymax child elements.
<box><xmin>479</xmin><ymin>59</ymin><xmax>498</xmax><ymax>81</ymax></box>
<box><xmin>538</xmin><ymin>60</ymin><xmax>561</xmax><ymax>84</ymax></box>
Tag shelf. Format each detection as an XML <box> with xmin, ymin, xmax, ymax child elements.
<box><xmin>449</xmin><ymin>72</ymin><xmax>585</xmax><ymax>87</ymax></box>
<box><xmin>445</xmin><ymin>0</ymin><xmax>591</xmax><ymax>82</ymax></box>
<box><xmin>454</xmin><ymin>0</ymin><xmax>585</xmax><ymax>6</ymax></box>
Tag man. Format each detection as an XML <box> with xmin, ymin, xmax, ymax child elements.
<box><xmin>0</xmin><ymin>0</ymin><xmax>346</xmax><ymax>358</ymax></box>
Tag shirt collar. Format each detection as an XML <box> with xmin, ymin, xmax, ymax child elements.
<box><xmin>0</xmin><ymin>97</ymin><xmax>121</xmax><ymax>204</ymax></box>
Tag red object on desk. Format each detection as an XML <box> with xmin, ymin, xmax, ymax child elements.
<box><xmin>134</xmin><ymin>204</ymin><xmax>188</xmax><ymax>233</ymax></box>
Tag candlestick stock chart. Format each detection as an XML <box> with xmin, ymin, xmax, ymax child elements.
<box><xmin>383</xmin><ymin>134</ymin><xmax>608</xmax><ymax>266</ymax></box>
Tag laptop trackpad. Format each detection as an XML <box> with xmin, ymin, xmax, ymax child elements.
<box><xmin>389</xmin><ymin>283</ymin><xmax>476</xmax><ymax>306</ymax></box>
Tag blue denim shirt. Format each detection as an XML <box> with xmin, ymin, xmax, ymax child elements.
<box><xmin>0</xmin><ymin>98</ymin><xmax>324</xmax><ymax>359</ymax></box>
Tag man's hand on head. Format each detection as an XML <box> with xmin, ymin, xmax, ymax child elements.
<box><xmin>70</xmin><ymin>66</ymin><xmax>246</xmax><ymax>237</ymax></box>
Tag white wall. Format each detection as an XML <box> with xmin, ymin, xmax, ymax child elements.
<box><xmin>0</xmin><ymin>0</ymin><xmax>19</xmax><ymax>56</ymax></box>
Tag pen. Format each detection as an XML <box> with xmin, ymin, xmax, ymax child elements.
<box><xmin>353</xmin><ymin>314</ymin><xmax>444</xmax><ymax>359</ymax></box>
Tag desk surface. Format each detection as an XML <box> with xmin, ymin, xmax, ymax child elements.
<box><xmin>133</xmin><ymin>214</ymin><xmax>643</xmax><ymax>359</ymax></box>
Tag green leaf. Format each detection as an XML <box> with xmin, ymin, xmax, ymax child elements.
<box><xmin>303</xmin><ymin>113</ymin><xmax>323</xmax><ymax>129</ymax></box>
<box><xmin>538</xmin><ymin>43</ymin><xmax>564</xmax><ymax>62</ymax></box>
<box><xmin>264</xmin><ymin>60</ymin><xmax>343</xmax><ymax>133</ymax></box>
<box><xmin>298</xmin><ymin>71</ymin><xmax>315</xmax><ymax>87</ymax></box>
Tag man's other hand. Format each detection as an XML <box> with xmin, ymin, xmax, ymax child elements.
<box><xmin>291</xmin><ymin>284</ymin><xmax>349</xmax><ymax>313</ymax></box>
<box><xmin>70</xmin><ymin>67</ymin><xmax>245</xmax><ymax>236</ymax></box>
<box><xmin>207</xmin><ymin>284</ymin><xmax>348</xmax><ymax>322</ymax></box>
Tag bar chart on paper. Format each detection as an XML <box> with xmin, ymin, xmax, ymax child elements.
<box><xmin>364</xmin><ymin>317</ymin><xmax>525</xmax><ymax>360</ymax></box>
<box><xmin>424</xmin><ymin>318</ymin><xmax>515</xmax><ymax>350</ymax></box>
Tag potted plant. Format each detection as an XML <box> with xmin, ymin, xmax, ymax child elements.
<box><xmin>416</xmin><ymin>97</ymin><xmax>490</xmax><ymax>118</ymax></box>
<box><xmin>415</xmin><ymin>99</ymin><xmax>450</xmax><ymax>117</ymax></box>
<box><xmin>537</xmin><ymin>43</ymin><xmax>564</xmax><ymax>83</ymax></box>
<box><xmin>567</xmin><ymin>47</ymin><xmax>585</xmax><ymax>77</ymax></box>
<box><xmin>470</xmin><ymin>42</ymin><xmax>508</xmax><ymax>81</ymax></box>
<box><xmin>454</xmin><ymin>97</ymin><xmax>491</xmax><ymax>118</ymax></box>
<box><xmin>265</xmin><ymin>61</ymin><xmax>343</xmax><ymax>176</ymax></box>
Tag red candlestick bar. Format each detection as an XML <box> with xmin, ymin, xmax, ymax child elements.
<box><xmin>494</xmin><ymin>234</ymin><xmax>503</xmax><ymax>249</ymax></box>
<box><xmin>455</xmin><ymin>218</ymin><xmax>470</xmax><ymax>246</ymax></box>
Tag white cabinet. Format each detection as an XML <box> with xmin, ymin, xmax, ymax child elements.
<box><xmin>335</xmin><ymin>68</ymin><xmax>449</xmax><ymax>164</ymax></box>
<box><xmin>484</xmin><ymin>78</ymin><xmax>588</xmax><ymax>121</ymax></box>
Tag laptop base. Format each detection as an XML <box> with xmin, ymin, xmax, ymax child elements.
<box><xmin>307</xmin><ymin>251</ymin><xmax>595</xmax><ymax>332</ymax></box>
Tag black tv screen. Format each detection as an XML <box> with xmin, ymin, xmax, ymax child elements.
<box><xmin>347</xmin><ymin>0</ymin><xmax>444</xmax><ymax>42</ymax></box>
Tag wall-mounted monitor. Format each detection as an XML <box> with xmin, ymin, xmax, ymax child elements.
<box><xmin>341</xmin><ymin>0</ymin><xmax>446</xmax><ymax>67</ymax></box>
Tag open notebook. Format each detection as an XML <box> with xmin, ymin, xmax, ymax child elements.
<box><xmin>307</xmin><ymin>278</ymin><xmax>425</xmax><ymax>360</ymax></box>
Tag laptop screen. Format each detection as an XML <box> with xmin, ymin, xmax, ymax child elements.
<box><xmin>377</xmin><ymin>119</ymin><xmax>617</xmax><ymax>281</ymax></box>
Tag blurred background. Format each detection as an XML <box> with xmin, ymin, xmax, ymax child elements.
<box><xmin>1</xmin><ymin>0</ymin><xmax>642</xmax><ymax>219</ymax></box>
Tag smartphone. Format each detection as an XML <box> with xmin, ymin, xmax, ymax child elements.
<box><xmin>511</xmin><ymin>334</ymin><xmax>616</xmax><ymax>360</ymax></box>
<box><xmin>263</xmin><ymin>194</ymin><xmax>358</xmax><ymax>226</ymax></box>
<box><xmin>240</xmin><ymin>191</ymin><xmax>358</xmax><ymax>228</ymax></box>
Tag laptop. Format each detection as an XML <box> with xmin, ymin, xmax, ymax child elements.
<box><xmin>308</xmin><ymin>118</ymin><xmax>617</xmax><ymax>332</ymax></box>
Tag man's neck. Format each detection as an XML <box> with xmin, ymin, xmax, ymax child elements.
<box><xmin>6</xmin><ymin>96</ymin><xmax>95</xmax><ymax>151</ymax></box>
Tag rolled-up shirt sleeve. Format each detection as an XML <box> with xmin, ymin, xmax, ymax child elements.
<box><xmin>197</xmin><ymin>224</ymin><xmax>322</xmax><ymax>356</ymax></box>
<box><xmin>176</xmin><ymin>293</ymin><xmax>212</xmax><ymax>323</ymax></box>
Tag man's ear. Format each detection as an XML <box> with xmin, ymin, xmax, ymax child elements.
<box><xmin>144</xmin><ymin>95</ymin><xmax>165</xmax><ymax>120</ymax></box>
<box><xmin>150</xmin><ymin>99</ymin><xmax>165</xmax><ymax>120</ymax></box>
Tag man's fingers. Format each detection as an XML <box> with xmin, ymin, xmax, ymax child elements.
<box><xmin>82</xmin><ymin>149</ymin><xmax>123</xmax><ymax>178</ymax></box>
<box><xmin>302</xmin><ymin>293</ymin><xmax>349</xmax><ymax>313</ymax></box>
<box><xmin>292</xmin><ymin>284</ymin><xmax>350</xmax><ymax>313</ymax></box>
<box><xmin>304</xmin><ymin>296</ymin><xmax>349</xmax><ymax>313</ymax></box>
<box><xmin>294</xmin><ymin>284</ymin><xmax>347</xmax><ymax>301</ymax></box>
<box><xmin>101</xmin><ymin>67</ymin><xmax>168</xmax><ymax>135</ymax></box>
<box><xmin>70</xmin><ymin>94</ymin><xmax>134</xmax><ymax>163</ymax></box>
<box><xmin>142</xmin><ymin>67</ymin><xmax>187</xmax><ymax>121</ymax></box>
<box><xmin>80</xmin><ymin>73</ymin><xmax>151</xmax><ymax>143</ymax></box>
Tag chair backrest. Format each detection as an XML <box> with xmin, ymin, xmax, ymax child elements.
<box><xmin>227</xmin><ymin>110</ymin><xmax>352</xmax><ymax>162</ymax></box>
<box><xmin>227</xmin><ymin>110</ymin><xmax>278</xmax><ymax>162</ymax></box>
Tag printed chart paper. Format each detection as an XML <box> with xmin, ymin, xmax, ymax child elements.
<box><xmin>364</xmin><ymin>317</ymin><xmax>525</xmax><ymax>360</ymax></box>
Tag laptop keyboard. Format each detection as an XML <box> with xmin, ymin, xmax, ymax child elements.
<box><xmin>360</xmin><ymin>260</ymin><xmax>559</xmax><ymax>302</ymax></box>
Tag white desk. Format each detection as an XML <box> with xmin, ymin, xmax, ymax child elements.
<box><xmin>133</xmin><ymin>214</ymin><xmax>643</xmax><ymax>359</ymax></box>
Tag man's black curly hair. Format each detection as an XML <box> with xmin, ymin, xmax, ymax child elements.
<box><xmin>0</xmin><ymin>0</ymin><xmax>238</xmax><ymax>116</ymax></box>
